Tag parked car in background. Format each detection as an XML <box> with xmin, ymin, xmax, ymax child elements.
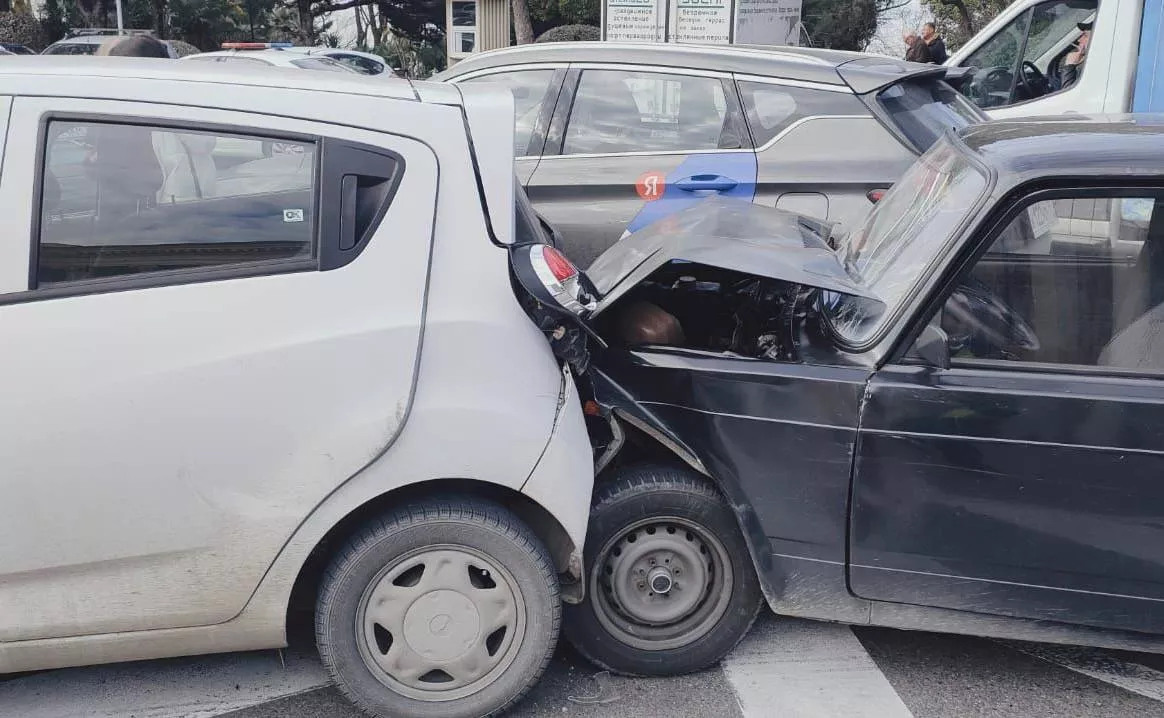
<box><xmin>288</xmin><ymin>46</ymin><xmax>397</xmax><ymax>76</ymax></box>
<box><xmin>0</xmin><ymin>57</ymin><xmax>593</xmax><ymax>718</ymax></box>
<box><xmin>41</xmin><ymin>29</ymin><xmax>196</xmax><ymax>57</ymax></box>
<box><xmin>0</xmin><ymin>43</ymin><xmax>35</xmax><ymax>55</ymax></box>
<box><xmin>946</xmin><ymin>0</ymin><xmax>1164</xmax><ymax>116</ymax></box>
<box><xmin>438</xmin><ymin>41</ymin><xmax>985</xmax><ymax>266</ymax></box>
<box><xmin>513</xmin><ymin>115</ymin><xmax>1164</xmax><ymax>676</ymax></box>
<box><xmin>180</xmin><ymin>43</ymin><xmax>360</xmax><ymax>72</ymax></box>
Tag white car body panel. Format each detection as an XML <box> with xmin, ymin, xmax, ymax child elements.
<box><xmin>0</xmin><ymin>58</ymin><xmax>592</xmax><ymax>673</ymax></box>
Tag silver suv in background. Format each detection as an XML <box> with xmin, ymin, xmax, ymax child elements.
<box><xmin>42</xmin><ymin>29</ymin><xmax>199</xmax><ymax>57</ymax></box>
<box><xmin>439</xmin><ymin>42</ymin><xmax>986</xmax><ymax>266</ymax></box>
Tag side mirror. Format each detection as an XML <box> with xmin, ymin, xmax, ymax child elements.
<box><xmin>906</xmin><ymin>322</ymin><xmax>951</xmax><ymax>369</ymax></box>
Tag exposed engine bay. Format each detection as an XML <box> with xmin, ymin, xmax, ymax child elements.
<box><xmin>598</xmin><ymin>262</ymin><xmax>808</xmax><ymax>362</ymax></box>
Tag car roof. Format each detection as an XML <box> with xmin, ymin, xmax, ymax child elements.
<box><xmin>958</xmin><ymin>115</ymin><xmax>1164</xmax><ymax>180</ymax></box>
<box><xmin>438</xmin><ymin>41</ymin><xmax>942</xmax><ymax>91</ymax></box>
<box><xmin>0</xmin><ymin>56</ymin><xmax>417</xmax><ymax>101</ymax></box>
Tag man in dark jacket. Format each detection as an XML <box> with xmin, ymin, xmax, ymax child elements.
<box><xmin>904</xmin><ymin>32</ymin><xmax>932</xmax><ymax>64</ymax></box>
<box><xmin>922</xmin><ymin>22</ymin><xmax>948</xmax><ymax>64</ymax></box>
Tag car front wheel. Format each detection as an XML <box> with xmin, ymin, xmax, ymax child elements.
<box><xmin>564</xmin><ymin>465</ymin><xmax>764</xmax><ymax>676</ymax></box>
<box><xmin>316</xmin><ymin>498</ymin><xmax>559</xmax><ymax>718</ymax></box>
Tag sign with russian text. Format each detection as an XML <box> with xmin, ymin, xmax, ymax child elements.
<box><xmin>602</xmin><ymin>0</ymin><xmax>801</xmax><ymax>46</ymax></box>
<box><xmin>604</xmin><ymin>0</ymin><xmax>665</xmax><ymax>42</ymax></box>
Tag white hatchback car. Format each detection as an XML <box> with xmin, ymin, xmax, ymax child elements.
<box><xmin>0</xmin><ymin>58</ymin><xmax>592</xmax><ymax>718</ymax></box>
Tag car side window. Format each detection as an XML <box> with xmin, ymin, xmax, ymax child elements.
<box><xmin>461</xmin><ymin>70</ymin><xmax>557</xmax><ymax>156</ymax></box>
<box><xmin>938</xmin><ymin>193</ymin><xmax>1164</xmax><ymax>372</ymax></box>
<box><xmin>563</xmin><ymin>70</ymin><xmax>733</xmax><ymax>155</ymax></box>
<box><xmin>39</xmin><ymin>120</ymin><xmax>316</xmax><ymax>287</ymax></box>
<box><xmin>736</xmin><ymin>80</ymin><xmax>867</xmax><ymax>147</ymax></box>
<box><xmin>961</xmin><ymin>0</ymin><xmax>1097</xmax><ymax>109</ymax></box>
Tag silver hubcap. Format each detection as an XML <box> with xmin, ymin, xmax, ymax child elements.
<box><xmin>592</xmin><ymin>517</ymin><xmax>733</xmax><ymax>651</ymax></box>
<box><xmin>357</xmin><ymin>547</ymin><xmax>525</xmax><ymax>701</ymax></box>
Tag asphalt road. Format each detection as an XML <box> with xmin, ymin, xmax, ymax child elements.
<box><xmin>5</xmin><ymin>614</ymin><xmax>1164</xmax><ymax>718</ymax></box>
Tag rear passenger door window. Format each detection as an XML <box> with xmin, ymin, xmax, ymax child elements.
<box><xmin>460</xmin><ymin>69</ymin><xmax>560</xmax><ymax>156</ymax></box>
<box><xmin>563</xmin><ymin>69</ymin><xmax>742</xmax><ymax>155</ymax></box>
<box><xmin>736</xmin><ymin>80</ymin><xmax>868</xmax><ymax>147</ymax></box>
<box><xmin>39</xmin><ymin>120</ymin><xmax>317</xmax><ymax>287</ymax></box>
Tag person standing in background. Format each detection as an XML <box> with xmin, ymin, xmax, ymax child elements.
<box><xmin>922</xmin><ymin>22</ymin><xmax>948</xmax><ymax>64</ymax></box>
<box><xmin>904</xmin><ymin>31</ymin><xmax>932</xmax><ymax>64</ymax></box>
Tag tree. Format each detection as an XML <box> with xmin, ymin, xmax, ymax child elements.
<box><xmin>535</xmin><ymin>23</ymin><xmax>597</xmax><ymax>42</ymax></box>
<box><xmin>0</xmin><ymin>10</ymin><xmax>45</xmax><ymax>48</ymax></box>
<box><xmin>529</xmin><ymin>0</ymin><xmax>598</xmax><ymax>36</ymax></box>
<box><xmin>38</xmin><ymin>0</ymin><xmax>71</xmax><ymax>43</ymax></box>
<box><xmin>802</xmin><ymin>0</ymin><xmax>898</xmax><ymax>51</ymax></box>
<box><xmin>923</xmin><ymin>0</ymin><xmax>1014</xmax><ymax>48</ymax></box>
<box><xmin>513</xmin><ymin>0</ymin><xmax>534</xmax><ymax>44</ymax></box>
<box><xmin>306</xmin><ymin>0</ymin><xmax>442</xmax><ymax>44</ymax></box>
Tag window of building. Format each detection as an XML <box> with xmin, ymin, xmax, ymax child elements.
<box><xmin>451</xmin><ymin>1</ymin><xmax>477</xmax><ymax>56</ymax></box>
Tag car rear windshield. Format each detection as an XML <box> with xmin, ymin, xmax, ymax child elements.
<box><xmin>876</xmin><ymin>78</ymin><xmax>984</xmax><ymax>153</ymax></box>
<box><xmin>290</xmin><ymin>57</ymin><xmax>353</xmax><ymax>73</ymax></box>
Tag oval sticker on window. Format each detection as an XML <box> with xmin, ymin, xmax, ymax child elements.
<box><xmin>283</xmin><ymin>209</ymin><xmax>305</xmax><ymax>223</ymax></box>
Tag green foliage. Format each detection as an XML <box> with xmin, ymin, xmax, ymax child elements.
<box><xmin>38</xmin><ymin>0</ymin><xmax>76</xmax><ymax>43</ymax></box>
<box><xmin>923</xmin><ymin>0</ymin><xmax>1016</xmax><ymax>49</ymax></box>
<box><xmin>535</xmin><ymin>23</ymin><xmax>599</xmax><ymax>42</ymax></box>
<box><xmin>801</xmin><ymin>0</ymin><xmax>886</xmax><ymax>51</ymax></box>
<box><xmin>166</xmin><ymin>0</ymin><xmax>246</xmax><ymax>49</ymax></box>
<box><xmin>371</xmin><ymin>33</ymin><xmax>445</xmax><ymax>79</ymax></box>
<box><xmin>530</xmin><ymin>0</ymin><xmax>599</xmax><ymax>35</ymax></box>
<box><xmin>0</xmin><ymin>11</ymin><xmax>45</xmax><ymax>49</ymax></box>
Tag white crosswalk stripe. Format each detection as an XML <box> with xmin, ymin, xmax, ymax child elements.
<box><xmin>723</xmin><ymin>618</ymin><xmax>914</xmax><ymax>718</ymax></box>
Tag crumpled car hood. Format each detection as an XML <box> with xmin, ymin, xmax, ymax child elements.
<box><xmin>586</xmin><ymin>196</ymin><xmax>881</xmax><ymax>316</ymax></box>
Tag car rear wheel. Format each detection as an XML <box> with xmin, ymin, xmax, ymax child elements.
<box><xmin>564</xmin><ymin>465</ymin><xmax>764</xmax><ymax>676</ymax></box>
<box><xmin>316</xmin><ymin>499</ymin><xmax>559</xmax><ymax>718</ymax></box>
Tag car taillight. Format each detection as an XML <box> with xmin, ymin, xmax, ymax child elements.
<box><xmin>527</xmin><ymin>244</ymin><xmax>595</xmax><ymax>316</ymax></box>
<box><xmin>867</xmin><ymin>189</ymin><xmax>887</xmax><ymax>203</ymax></box>
<box><xmin>542</xmin><ymin>246</ymin><xmax>577</xmax><ymax>282</ymax></box>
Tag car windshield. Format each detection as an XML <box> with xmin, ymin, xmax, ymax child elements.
<box><xmin>825</xmin><ymin>137</ymin><xmax>988</xmax><ymax>345</ymax></box>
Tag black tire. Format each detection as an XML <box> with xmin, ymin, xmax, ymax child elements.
<box><xmin>316</xmin><ymin>498</ymin><xmax>559</xmax><ymax>718</ymax></box>
<box><xmin>564</xmin><ymin>465</ymin><xmax>764</xmax><ymax>676</ymax></box>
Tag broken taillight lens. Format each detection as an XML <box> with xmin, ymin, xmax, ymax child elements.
<box><xmin>526</xmin><ymin>244</ymin><xmax>595</xmax><ymax>316</ymax></box>
<box><xmin>541</xmin><ymin>246</ymin><xmax>577</xmax><ymax>282</ymax></box>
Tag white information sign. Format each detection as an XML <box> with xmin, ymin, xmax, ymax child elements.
<box><xmin>604</xmin><ymin>0</ymin><xmax>665</xmax><ymax>42</ymax></box>
<box><xmin>603</xmin><ymin>0</ymin><xmax>802</xmax><ymax>46</ymax></box>
<box><xmin>734</xmin><ymin>0</ymin><xmax>802</xmax><ymax>46</ymax></box>
<box><xmin>672</xmin><ymin>0</ymin><xmax>732</xmax><ymax>44</ymax></box>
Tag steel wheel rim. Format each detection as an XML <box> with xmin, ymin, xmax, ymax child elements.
<box><xmin>591</xmin><ymin>516</ymin><xmax>733</xmax><ymax>651</ymax></box>
<box><xmin>355</xmin><ymin>545</ymin><xmax>527</xmax><ymax>702</ymax></box>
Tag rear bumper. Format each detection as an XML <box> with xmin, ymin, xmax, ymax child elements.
<box><xmin>520</xmin><ymin>365</ymin><xmax>594</xmax><ymax>601</ymax></box>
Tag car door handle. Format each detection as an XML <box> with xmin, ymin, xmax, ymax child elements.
<box><xmin>674</xmin><ymin>174</ymin><xmax>738</xmax><ymax>192</ymax></box>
